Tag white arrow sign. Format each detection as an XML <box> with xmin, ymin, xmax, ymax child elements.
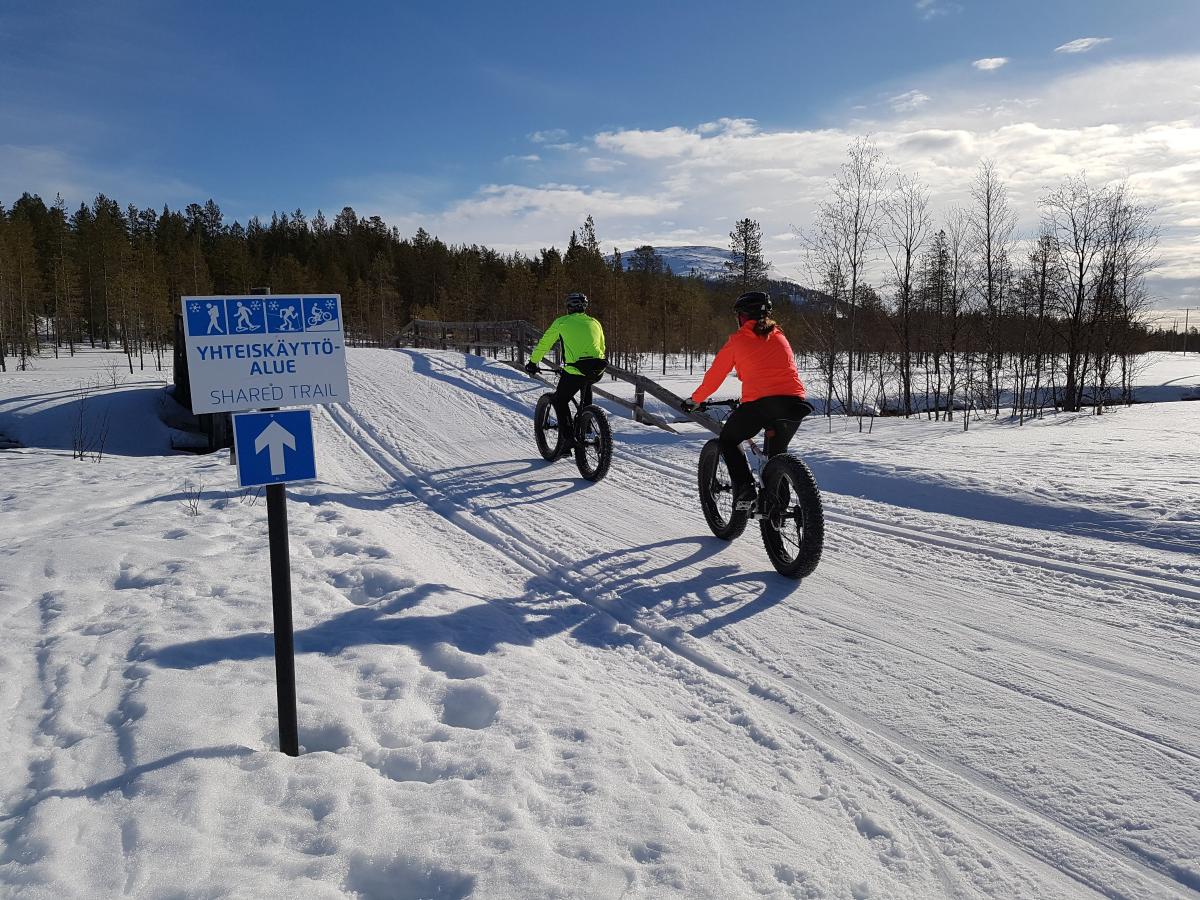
<box><xmin>254</xmin><ymin>419</ymin><xmax>297</xmax><ymax>476</ymax></box>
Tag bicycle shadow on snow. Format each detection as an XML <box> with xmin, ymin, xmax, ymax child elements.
<box><xmin>569</xmin><ymin>536</ymin><xmax>801</xmax><ymax>642</ymax></box>
<box><xmin>422</xmin><ymin>458</ymin><xmax>595</xmax><ymax>509</ymax></box>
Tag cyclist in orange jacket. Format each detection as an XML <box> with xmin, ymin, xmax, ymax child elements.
<box><xmin>682</xmin><ymin>291</ymin><xmax>811</xmax><ymax>507</ymax></box>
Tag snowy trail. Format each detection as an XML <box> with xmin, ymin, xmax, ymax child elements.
<box><xmin>3</xmin><ymin>347</ymin><xmax>1197</xmax><ymax>898</ymax></box>
<box><xmin>315</xmin><ymin>349</ymin><xmax>1199</xmax><ymax>898</ymax></box>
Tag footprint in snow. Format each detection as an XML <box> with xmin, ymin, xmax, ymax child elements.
<box><xmin>420</xmin><ymin>642</ymin><xmax>487</xmax><ymax>679</ymax></box>
<box><xmin>631</xmin><ymin>840</ymin><xmax>665</xmax><ymax>864</ymax></box>
<box><xmin>438</xmin><ymin>683</ymin><xmax>498</xmax><ymax>730</ymax></box>
<box><xmin>343</xmin><ymin>851</ymin><xmax>474</xmax><ymax>900</ymax></box>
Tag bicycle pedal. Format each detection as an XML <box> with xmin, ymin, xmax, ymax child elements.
<box><xmin>734</xmin><ymin>500</ymin><xmax>756</xmax><ymax>512</ymax></box>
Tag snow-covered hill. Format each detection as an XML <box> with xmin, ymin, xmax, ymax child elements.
<box><xmin>611</xmin><ymin>245</ymin><xmax>751</xmax><ymax>279</ymax></box>
<box><xmin>1</xmin><ymin>349</ymin><xmax>1198</xmax><ymax>898</ymax></box>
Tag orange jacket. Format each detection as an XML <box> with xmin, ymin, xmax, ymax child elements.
<box><xmin>691</xmin><ymin>321</ymin><xmax>806</xmax><ymax>404</ymax></box>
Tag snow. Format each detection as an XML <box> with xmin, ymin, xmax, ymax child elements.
<box><xmin>1</xmin><ymin>348</ymin><xmax>1198</xmax><ymax>898</ymax></box>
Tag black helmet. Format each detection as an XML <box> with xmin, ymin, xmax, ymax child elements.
<box><xmin>733</xmin><ymin>291</ymin><xmax>771</xmax><ymax>319</ymax></box>
<box><xmin>565</xmin><ymin>291</ymin><xmax>588</xmax><ymax>312</ymax></box>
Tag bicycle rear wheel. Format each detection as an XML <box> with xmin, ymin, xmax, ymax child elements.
<box><xmin>534</xmin><ymin>394</ymin><xmax>564</xmax><ymax>460</ymax></box>
<box><xmin>759</xmin><ymin>453</ymin><xmax>824</xmax><ymax>578</ymax></box>
<box><xmin>573</xmin><ymin>405</ymin><xmax>612</xmax><ymax>482</ymax></box>
<box><xmin>697</xmin><ymin>439</ymin><xmax>748</xmax><ymax>540</ymax></box>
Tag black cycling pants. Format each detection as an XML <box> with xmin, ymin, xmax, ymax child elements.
<box><xmin>718</xmin><ymin>395</ymin><xmax>813</xmax><ymax>493</ymax></box>
<box><xmin>553</xmin><ymin>373</ymin><xmax>594</xmax><ymax>436</ymax></box>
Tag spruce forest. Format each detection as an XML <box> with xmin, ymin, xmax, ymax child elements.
<box><xmin>0</xmin><ymin>145</ymin><xmax>1171</xmax><ymax>417</ymax></box>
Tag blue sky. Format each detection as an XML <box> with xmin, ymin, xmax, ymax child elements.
<box><xmin>2</xmin><ymin>0</ymin><xmax>1198</xmax><ymax>307</ymax></box>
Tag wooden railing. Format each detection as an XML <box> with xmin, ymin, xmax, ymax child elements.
<box><xmin>395</xmin><ymin>318</ymin><xmax>724</xmax><ymax>436</ymax></box>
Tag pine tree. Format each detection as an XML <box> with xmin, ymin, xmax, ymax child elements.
<box><xmin>725</xmin><ymin>217</ymin><xmax>768</xmax><ymax>287</ymax></box>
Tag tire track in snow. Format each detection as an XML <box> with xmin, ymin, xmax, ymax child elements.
<box><xmin>348</xmin><ymin>352</ymin><xmax>1199</xmax><ymax>893</ymax></box>
<box><xmin>384</xmin><ymin>351</ymin><xmax>1199</xmax><ymax>742</ymax></box>
<box><xmin>322</xmin><ymin>393</ymin><xmax>1190</xmax><ymax>900</ymax></box>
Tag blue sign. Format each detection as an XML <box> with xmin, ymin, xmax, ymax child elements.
<box><xmin>232</xmin><ymin>409</ymin><xmax>317</xmax><ymax>488</ymax></box>
<box><xmin>302</xmin><ymin>296</ymin><xmax>341</xmax><ymax>332</ymax></box>
<box><xmin>227</xmin><ymin>298</ymin><xmax>267</xmax><ymax>334</ymax></box>
<box><xmin>266</xmin><ymin>298</ymin><xmax>304</xmax><ymax>333</ymax></box>
<box><xmin>185</xmin><ymin>298</ymin><xmax>229</xmax><ymax>336</ymax></box>
<box><xmin>181</xmin><ymin>294</ymin><xmax>350</xmax><ymax>414</ymax></box>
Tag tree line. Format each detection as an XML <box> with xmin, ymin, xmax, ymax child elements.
<box><xmin>0</xmin><ymin>141</ymin><xmax>1174</xmax><ymax>419</ymax></box>
<box><xmin>0</xmin><ymin>195</ymin><xmax>753</xmax><ymax>376</ymax></box>
<box><xmin>794</xmin><ymin>140</ymin><xmax>1165</xmax><ymax>418</ymax></box>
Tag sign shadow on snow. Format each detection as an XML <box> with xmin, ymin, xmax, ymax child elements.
<box><xmin>0</xmin><ymin>745</ymin><xmax>253</xmax><ymax>824</ymax></box>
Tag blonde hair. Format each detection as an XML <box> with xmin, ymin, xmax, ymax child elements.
<box><xmin>753</xmin><ymin>317</ymin><xmax>778</xmax><ymax>337</ymax></box>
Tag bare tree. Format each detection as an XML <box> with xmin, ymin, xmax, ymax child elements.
<box><xmin>808</xmin><ymin>137</ymin><xmax>889</xmax><ymax>415</ymax></box>
<box><xmin>1041</xmin><ymin>174</ymin><xmax>1110</xmax><ymax>412</ymax></box>
<box><xmin>1094</xmin><ymin>183</ymin><xmax>1159</xmax><ymax>409</ymax></box>
<box><xmin>970</xmin><ymin>160</ymin><xmax>1017</xmax><ymax>415</ymax></box>
<box><xmin>884</xmin><ymin>172</ymin><xmax>932</xmax><ymax>416</ymax></box>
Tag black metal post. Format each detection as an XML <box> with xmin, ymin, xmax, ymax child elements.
<box><xmin>266</xmin><ymin>482</ymin><xmax>299</xmax><ymax>756</ymax></box>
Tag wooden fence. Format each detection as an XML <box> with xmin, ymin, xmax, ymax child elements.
<box><xmin>395</xmin><ymin>319</ymin><xmax>724</xmax><ymax>436</ymax></box>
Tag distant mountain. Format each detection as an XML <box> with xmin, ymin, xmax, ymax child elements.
<box><xmin>608</xmin><ymin>244</ymin><xmax>846</xmax><ymax>314</ymax></box>
<box><xmin>609</xmin><ymin>245</ymin><xmax>742</xmax><ymax>280</ymax></box>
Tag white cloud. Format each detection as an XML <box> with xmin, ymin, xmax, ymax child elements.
<box><xmin>973</xmin><ymin>57</ymin><xmax>1009</xmax><ymax>71</ymax></box>
<box><xmin>528</xmin><ymin>129</ymin><xmax>568</xmax><ymax>144</ymax></box>
<box><xmin>583</xmin><ymin>157</ymin><xmax>625</xmax><ymax>173</ymax></box>
<box><xmin>890</xmin><ymin>90</ymin><xmax>932</xmax><ymax>112</ymax></box>
<box><xmin>915</xmin><ymin>0</ymin><xmax>961</xmax><ymax>19</ymax></box>
<box><xmin>356</xmin><ymin>55</ymin><xmax>1200</xmax><ymax>309</ymax></box>
<box><xmin>1055</xmin><ymin>37</ymin><xmax>1112</xmax><ymax>54</ymax></box>
<box><xmin>503</xmin><ymin>154</ymin><xmax>541</xmax><ymax>163</ymax></box>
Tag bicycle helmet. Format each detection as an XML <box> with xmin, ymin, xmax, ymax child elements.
<box><xmin>565</xmin><ymin>291</ymin><xmax>589</xmax><ymax>313</ymax></box>
<box><xmin>733</xmin><ymin>291</ymin><xmax>772</xmax><ymax>319</ymax></box>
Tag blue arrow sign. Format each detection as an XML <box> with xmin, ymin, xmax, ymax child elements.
<box><xmin>232</xmin><ymin>409</ymin><xmax>317</xmax><ymax>488</ymax></box>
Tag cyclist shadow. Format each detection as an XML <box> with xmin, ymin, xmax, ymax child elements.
<box><xmin>423</xmin><ymin>458</ymin><xmax>591</xmax><ymax>508</ymax></box>
<box><xmin>572</xmin><ymin>536</ymin><xmax>801</xmax><ymax>641</ymax></box>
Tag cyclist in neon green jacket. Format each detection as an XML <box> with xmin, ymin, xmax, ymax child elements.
<box><xmin>525</xmin><ymin>292</ymin><xmax>607</xmax><ymax>449</ymax></box>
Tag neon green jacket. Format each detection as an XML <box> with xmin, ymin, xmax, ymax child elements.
<box><xmin>529</xmin><ymin>313</ymin><xmax>606</xmax><ymax>376</ymax></box>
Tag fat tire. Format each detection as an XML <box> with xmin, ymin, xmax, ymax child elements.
<box><xmin>759</xmin><ymin>453</ymin><xmax>824</xmax><ymax>578</ymax></box>
<box><xmin>574</xmin><ymin>405</ymin><xmax>612</xmax><ymax>482</ymax></box>
<box><xmin>534</xmin><ymin>393</ymin><xmax>564</xmax><ymax>461</ymax></box>
<box><xmin>697</xmin><ymin>439</ymin><xmax>748</xmax><ymax>540</ymax></box>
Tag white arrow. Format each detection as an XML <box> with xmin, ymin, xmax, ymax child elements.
<box><xmin>254</xmin><ymin>419</ymin><xmax>296</xmax><ymax>476</ymax></box>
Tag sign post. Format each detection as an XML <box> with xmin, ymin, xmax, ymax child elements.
<box><xmin>230</xmin><ymin>408</ymin><xmax>318</xmax><ymax>757</ymax></box>
<box><xmin>182</xmin><ymin>296</ymin><xmax>349</xmax><ymax>756</ymax></box>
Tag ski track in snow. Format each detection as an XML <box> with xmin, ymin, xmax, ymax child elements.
<box><xmin>319</xmin><ymin>349</ymin><xmax>1199</xmax><ymax>899</ymax></box>
<box><xmin>3</xmin><ymin>347</ymin><xmax>1198</xmax><ymax>898</ymax></box>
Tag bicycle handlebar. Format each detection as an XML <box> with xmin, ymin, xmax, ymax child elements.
<box><xmin>697</xmin><ymin>399</ymin><xmax>740</xmax><ymax>410</ymax></box>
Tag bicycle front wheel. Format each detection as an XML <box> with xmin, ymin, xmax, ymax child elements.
<box><xmin>573</xmin><ymin>405</ymin><xmax>612</xmax><ymax>482</ymax></box>
<box><xmin>697</xmin><ymin>439</ymin><xmax>748</xmax><ymax>540</ymax></box>
<box><xmin>759</xmin><ymin>453</ymin><xmax>824</xmax><ymax>578</ymax></box>
<box><xmin>534</xmin><ymin>394</ymin><xmax>564</xmax><ymax>460</ymax></box>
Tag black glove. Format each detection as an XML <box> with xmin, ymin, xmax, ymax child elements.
<box><xmin>681</xmin><ymin>398</ymin><xmax>697</xmax><ymax>413</ymax></box>
<box><xmin>524</xmin><ymin>361</ymin><xmax>539</xmax><ymax>375</ymax></box>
